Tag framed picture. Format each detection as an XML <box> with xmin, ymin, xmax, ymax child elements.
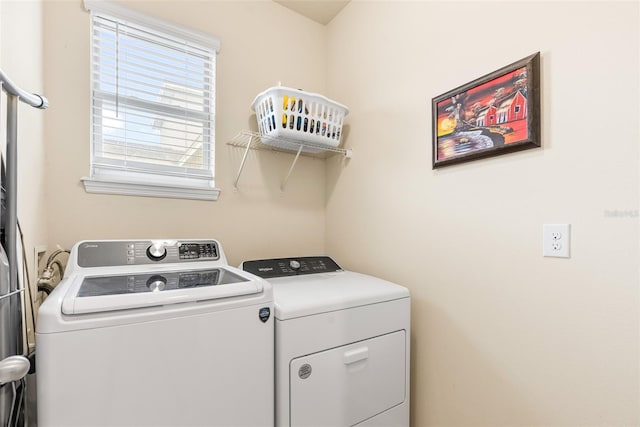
<box><xmin>432</xmin><ymin>52</ymin><xmax>540</xmax><ymax>168</ymax></box>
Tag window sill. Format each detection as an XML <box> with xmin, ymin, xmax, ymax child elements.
<box><xmin>81</xmin><ymin>177</ymin><xmax>220</xmax><ymax>201</ymax></box>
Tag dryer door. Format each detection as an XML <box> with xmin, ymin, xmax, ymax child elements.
<box><xmin>289</xmin><ymin>330</ymin><xmax>406</xmax><ymax>426</ymax></box>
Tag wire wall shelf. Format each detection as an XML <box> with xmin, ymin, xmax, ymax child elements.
<box><xmin>226</xmin><ymin>130</ymin><xmax>352</xmax><ymax>191</ymax></box>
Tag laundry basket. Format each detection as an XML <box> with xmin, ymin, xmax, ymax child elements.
<box><xmin>251</xmin><ymin>86</ymin><xmax>349</xmax><ymax>153</ymax></box>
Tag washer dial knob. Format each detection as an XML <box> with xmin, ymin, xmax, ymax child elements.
<box><xmin>146</xmin><ymin>243</ymin><xmax>167</xmax><ymax>261</ymax></box>
<box><xmin>146</xmin><ymin>275</ymin><xmax>167</xmax><ymax>292</ymax></box>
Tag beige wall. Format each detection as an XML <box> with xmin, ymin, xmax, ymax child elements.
<box><xmin>42</xmin><ymin>0</ymin><xmax>328</xmax><ymax>265</ymax></box>
<box><xmin>326</xmin><ymin>1</ymin><xmax>639</xmax><ymax>426</ymax></box>
<box><xmin>1</xmin><ymin>0</ymin><xmax>47</xmax><ymax>348</ymax></box>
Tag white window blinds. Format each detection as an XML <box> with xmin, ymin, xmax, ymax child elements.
<box><xmin>85</xmin><ymin>1</ymin><xmax>220</xmax><ymax>199</ymax></box>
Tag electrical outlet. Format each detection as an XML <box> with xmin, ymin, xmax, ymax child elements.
<box><xmin>543</xmin><ymin>224</ymin><xmax>570</xmax><ymax>258</ymax></box>
<box><xmin>34</xmin><ymin>245</ymin><xmax>47</xmax><ymax>276</ymax></box>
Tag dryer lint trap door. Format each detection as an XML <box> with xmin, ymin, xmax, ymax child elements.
<box><xmin>289</xmin><ymin>330</ymin><xmax>406</xmax><ymax>426</ymax></box>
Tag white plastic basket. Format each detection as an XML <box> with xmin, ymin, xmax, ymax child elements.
<box><xmin>251</xmin><ymin>86</ymin><xmax>349</xmax><ymax>153</ymax></box>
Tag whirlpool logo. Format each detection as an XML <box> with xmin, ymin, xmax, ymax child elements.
<box><xmin>258</xmin><ymin>307</ymin><xmax>271</xmax><ymax>323</ymax></box>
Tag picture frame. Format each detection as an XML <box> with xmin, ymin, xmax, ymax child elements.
<box><xmin>432</xmin><ymin>52</ymin><xmax>540</xmax><ymax>168</ymax></box>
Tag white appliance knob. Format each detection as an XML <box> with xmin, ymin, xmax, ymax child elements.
<box><xmin>289</xmin><ymin>260</ymin><xmax>301</xmax><ymax>270</ymax></box>
<box><xmin>146</xmin><ymin>275</ymin><xmax>167</xmax><ymax>292</ymax></box>
<box><xmin>147</xmin><ymin>243</ymin><xmax>167</xmax><ymax>261</ymax></box>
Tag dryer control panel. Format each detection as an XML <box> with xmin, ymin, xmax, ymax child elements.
<box><xmin>77</xmin><ymin>240</ymin><xmax>220</xmax><ymax>267</ymax></box>
<box><xmin>242</xmin><ymin>256</ymin><xmax>342</xmax><ymax>279</ymax></box>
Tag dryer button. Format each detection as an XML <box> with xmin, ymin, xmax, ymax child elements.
<box><xmin>289</xmin><ymin>260</ymin><xmax>301</xmax><ymax>270</ymax></box>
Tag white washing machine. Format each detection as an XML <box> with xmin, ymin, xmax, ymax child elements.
<box><xmin>242</xmin><ymin>256</ymin><xmax>410</xmax><ymax>427</ymax></box>
<box><xmin>37</xmin><ymin>239</ymin><xmax>274</xmax><ymax>427</ymax></box>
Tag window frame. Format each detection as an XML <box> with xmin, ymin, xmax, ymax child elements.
<box><xmin>81</xmin><ymin>0</ymin><xmax>221</xmax><ymax>201</ymax></box>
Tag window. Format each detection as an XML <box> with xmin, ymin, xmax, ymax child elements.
<box><xmin>82</xmin><ymin>0</ymin><xmax>220</xmax><ymax>200</ymax></box>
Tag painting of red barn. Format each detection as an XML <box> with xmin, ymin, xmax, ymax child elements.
<box><xmin>432</xmin><ymin>52</ymin><xmax>540</xmax><ymax>168</ymax></box>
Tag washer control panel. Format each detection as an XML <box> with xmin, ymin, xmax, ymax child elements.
<box><xmin>242</xmin><ymin>256</ymin><xmax>342</xmax><ymax>279</ymax></box>
<box><xmin>77</xmin><ymin>240</ymin><xmax>220</xmax><ymax>267</ymax></box>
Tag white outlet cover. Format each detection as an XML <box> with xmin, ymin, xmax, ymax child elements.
<box><xmin>543</xmin><ymin>224</ymin><xmax>571</xmax><ymax>258</ymax></box>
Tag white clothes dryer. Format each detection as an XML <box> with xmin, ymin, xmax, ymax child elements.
<box><xmin>37</xmin><ymin>239</ymin><xmax>273</xmax><ymax>427</ymax></box>
<box><xmin>242</xmin><ymin>256</ymin><xmax>410</xmax><ymax>427</ymax></box>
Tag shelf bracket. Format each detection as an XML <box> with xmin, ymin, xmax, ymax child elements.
<box><xmin>227</xmin><ymin>130</ymin><xmax>353</xmax><ymax>191</ymax></box>
<box><xmin>233</xmin><ymin>134</ymin><xmax>253</xmax><ymax>190</ymax></box>
<box><xmin>281</xmin><ymin>144</ymin><xmax>304</xmax><ymax>191</ymax></box>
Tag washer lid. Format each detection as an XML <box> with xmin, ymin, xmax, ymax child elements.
<box><xmin>61</xmin><ymin>267</ymin><xmax>262</xmax><ymax>315</ymax></box>
<box><xmin>269</xmin><ymin>271</ymin><xmax>409</xmax><ymax>320</ymax></box>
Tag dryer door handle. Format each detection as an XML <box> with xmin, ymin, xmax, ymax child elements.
<box><xmin>343</xmin><ymin>347</ymin><xmax>369</xmax><ymax>365</ymax></box>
